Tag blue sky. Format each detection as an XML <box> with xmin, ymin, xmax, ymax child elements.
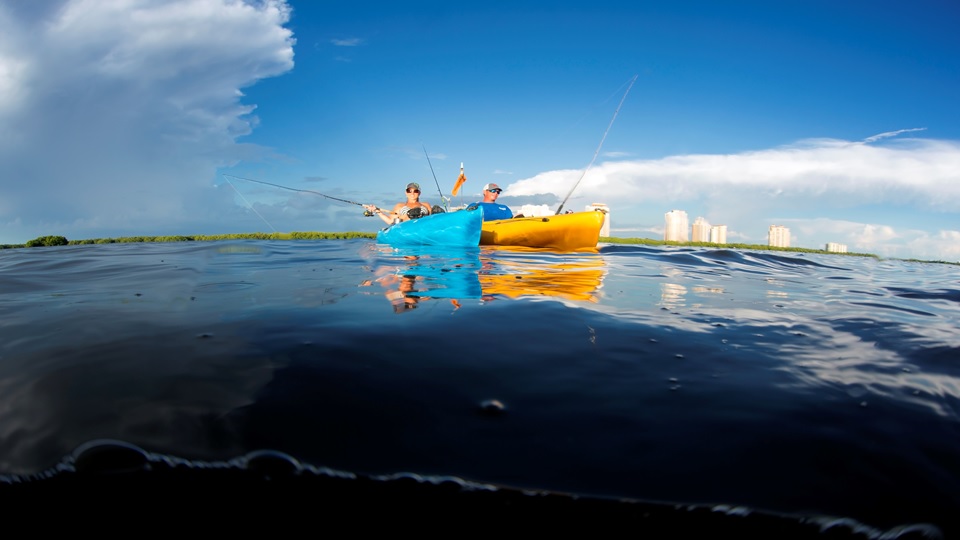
<box><xmin>1</xmin><ymin>1</ymin><xmax>959</xmax><ymax>261</ymax></box>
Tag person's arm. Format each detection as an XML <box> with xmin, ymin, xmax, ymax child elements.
<box><xmin>376</xmin><ymin>207</ymin><xmax>397</xmax><ymax>225</ymax></box>
<box><xmin>364</xmin><ymin>204</ymin><xmax>396</xmax><ymax>225</ymax></box>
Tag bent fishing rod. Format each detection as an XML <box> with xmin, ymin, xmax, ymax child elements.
<box><xmin>555</xmin><ymin>74</ymin><xmax>638</xmax><ymax>215</ymax></box>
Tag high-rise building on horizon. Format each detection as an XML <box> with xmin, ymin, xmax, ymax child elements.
<box><xmin>826</xmin><ymin>242</ymin><xmax>847</xmax><ymax>253</ymax></box>
<box><xmin>710</xmin><ymin>225</ymin><xmax>727</xmax><ymax>244</ymax></box>
<box><xmin>768</xmin><ymin>225</ymin><xmax>791</xmax><ymax>248</ymax></box>
<box><xmin>664</xmin><ymin>210</ymin><xmax>689</xmax><ymax>242</ymax></box>
<box><xmin>692</xmin><ymin>217</ymin><xmax>711</xmax><ymax>242</ymax></box>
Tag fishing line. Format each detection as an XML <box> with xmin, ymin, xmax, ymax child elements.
<box><xmin>222</xmin><ymin>174</ymin><xmax>370</xmax><ymax>207</ymax></box>
<box><xmin>223</xmin><ymin>175</ymin><xmax>278</xmax><ymax>232</ymax></box>
<box><xmin>422</xmin><ymin>145</ymin><xmax>449</xmax><ymax>211</ymax></box>
<box><xmin>555</xmin><ymin>74</ymin><xmax>638</xmax><ymax>215</ymax></box>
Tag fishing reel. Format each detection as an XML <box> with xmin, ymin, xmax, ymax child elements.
<box><xmin>363</xmin><ymin>210</ymin><xmax>375</xmax><ymax>217</ymax></box>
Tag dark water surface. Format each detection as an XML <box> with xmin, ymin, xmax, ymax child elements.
<box><xmin>1</xmin><ymin>240</ymin><xmax>957</xmax><ymax>534</ymax></box>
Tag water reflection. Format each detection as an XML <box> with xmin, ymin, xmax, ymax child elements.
<box><xmin>362</xmin><ymin>245</ymin><xmax>609</xmax><ymax>311</ymax></box>
<box><xmin>361</xmin><ymin>246</ymin><xmax>483</xmax><ymax>313</ymax></box>
<box><xmin>478</xmin><ymin>246</ymin><xmax>607</xmax><ymax>303</ymax></box>
<box><xmin>659</xmin><ymin>282</ymin><xmax>687</xmax><ymax>309</ymax></box>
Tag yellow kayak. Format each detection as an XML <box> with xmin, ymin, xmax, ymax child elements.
<box><xmin>480</xmin><ymin>210</ymin><xmax>606</xmax><ymax>251</ymax></box>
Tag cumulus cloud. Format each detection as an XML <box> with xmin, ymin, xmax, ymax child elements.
<box><xmin>509</xmin><ymin>133</ymin><xmax>960</xmax><ymax>210</ymax></box>
<box><xmin>0</xmin><ymin>0</ymin><xmax>294</xmax><ymax>241</ymax></box>
<box><xmin>501</xmin><ymin>132</ymin><xmax>960</xmax><ymax>260</ymax></box>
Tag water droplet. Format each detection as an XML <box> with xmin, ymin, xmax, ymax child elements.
<box><xmin>479</xmin><ymin>399</ymin><xmax>506</xmax><ymax>416</ymax></box>
<box><xmin>245</xmin><ymin>449</ymin><xmax>302</xmax><ymax>478</ymax></box>
<box><xmin>72</xmin><ymin>439</ymin><xmax>148</xmax><ymax>474</ymax></box>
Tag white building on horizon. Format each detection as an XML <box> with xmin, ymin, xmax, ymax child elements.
<box><xmin>826</xmin><ymin>242</ymin><xmax>848</xmax><ymax>253</ymax></box>
<box><xmin>769</xmin><ymin>225</ymin><xmax>791</xmax><ymax>248</ymax></box>
<box><xmin>664</xmin><ymin>210</ymin><xmax>689</xmax><ymax>242</ymax></box>
<box><xmin>710</xmin><ymin>224</ymin><xmax>728</xmax><ymax>244</ymax></box>
<box><xmin>692</xmin><ymin>217</ymin><xmax>711</xmax><ymax>242</ymax></box>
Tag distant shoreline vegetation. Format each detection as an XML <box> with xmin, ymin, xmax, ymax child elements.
<box><xmin>1</xmin><ymin>233</ymin><xmax>956</xmax><ymax>266</ymax></box>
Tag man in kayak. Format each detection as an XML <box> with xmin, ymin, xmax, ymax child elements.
<box><xmin>364</xmin><ymin>182</ymin><xmax>433</xmax><ymax>225</ymax></box>
<box><xmin>469</xmin><ymin>183</ymin><xmax>522</xmax><ymax>221</ymax></box>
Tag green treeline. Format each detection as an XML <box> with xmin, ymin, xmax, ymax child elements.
<box><xmin>2</xmin><ymin>233</ymin><xmax>956</xmax><ymax>266</ymax></box>
<box><xmin>0</xmin><ymin>231</ymin><xmax>376</xmax><ymax>249</ymax></box>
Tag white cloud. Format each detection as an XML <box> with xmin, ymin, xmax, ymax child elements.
<box><xmin>510</xmin><ymin>134</ymin><xmax>960</xmax><ymax>209</ymax></box>
<box><xmin>862</xmin><ymin>127</ymin><xmax>926</xmax><ymax>144</ymax></box>
<box><xmin>498</xmin><ymin>133</ymin><xmax>960</xmax><ymax>260</ymax></box>
<box><xmin>0</xmin><ymin>0</ymin><xmax>294</xmax><ymax>241</ymax></box>
<box><xmin>331</xmin><ymin>37</ymin><xmax>363</xmax><ymax>47</ymax></box>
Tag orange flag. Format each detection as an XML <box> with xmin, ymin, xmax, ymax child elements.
<box><xmin>451</xmin><ymin>162</ymin><xmax>467</xmax><ymax>196</ymax></box>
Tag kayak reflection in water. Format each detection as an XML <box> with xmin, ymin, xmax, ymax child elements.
<box><xmin>361</xmin><ymin>252</ymin><xmax>476</xmax><ymax>314</ymax></box>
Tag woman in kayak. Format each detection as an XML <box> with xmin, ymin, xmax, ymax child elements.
<box><xmin>365</xmin><ymin>182</ymin><xmax>433</xmax><ymax>225</ymax></box>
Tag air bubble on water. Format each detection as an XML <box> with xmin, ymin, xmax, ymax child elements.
<box><xmin>479</xmin><ymin>399</ymin><xmax>506</xmax><ymax>416</ymax></box>
<box><xmin>244</xmin><ymin>449</ymin><xmax>302</xmax><ymax>478</ymax></box>
<box><xmin>71</xmin><ymin>439</ymin><xmax>149</xmax><ymax>474</ymax></box>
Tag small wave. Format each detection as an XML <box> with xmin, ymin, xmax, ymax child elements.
<box><xmin>0</xmin><ymin>439</ymin><xmax>942</xmax><ymax>538</ymax></box>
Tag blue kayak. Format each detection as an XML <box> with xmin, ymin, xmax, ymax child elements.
<box><xmin>376</xmin><ymin>206</ymin><xmax>483</xmax><ymax>248</ymax></box>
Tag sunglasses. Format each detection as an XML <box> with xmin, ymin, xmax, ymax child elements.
<box><xmin>488</xmin><ymin>189</ymin><xmax>502</xmax><ymax>194</ymax></box>
<box><xmin>406</xmin><ymin>189</ymin><xmax>420</xmax><ymax>193</ymax></box>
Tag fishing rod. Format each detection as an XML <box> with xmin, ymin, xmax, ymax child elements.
<box><xmin>555</xmin><ymin>74</ymin><xmax>638</xmax><ymax>215</ymax></box>
<box><xmin>422</xmin><ymin>145</ymin><xmax>449</xmax><ymax>212</ymax></box>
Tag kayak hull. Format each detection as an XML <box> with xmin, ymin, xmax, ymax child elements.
<box><xmin>480</xmin><ymin>210</ymin><xmax>606</xmax><ymax>251</ymax></box>
<box><xmin>376</xmin><ymin>206</ymin><xmax>483</xmax><ymax>248</ymax></box>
